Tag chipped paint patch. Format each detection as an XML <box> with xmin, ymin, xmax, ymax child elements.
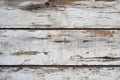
<box><xmin>14</xmin><ymin>51</ymin><xmax>40</xmax><ymax>55</ymax></box>
<box><xmin>44</xmin><ymin>68</ymin><xmax>63</xmax><ymax>73</ymax></box>
<box><xmin>86</xmin><ymin>30</ymin><xmax>115</xmax><ymax>37</ymax></box>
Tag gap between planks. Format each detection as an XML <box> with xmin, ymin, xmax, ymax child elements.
<box><xmin>0</xmin><ymin>65</ymin><xmax>120</xmax><ymax>68</ymax></box>
<box><xmin>0</xmin><ymin>28</ymin><xmax>120</xmax><ymax>30</ymax></box>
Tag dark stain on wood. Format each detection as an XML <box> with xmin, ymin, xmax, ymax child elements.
<box><xmin>28</xmin><ymin>30</ymin><xmax>37</xmax><ymax>32</ymax></box>
<box><xmin>11</xmin><ymin>67</ymin><xmax>23</xmax><ymax>72</ymax></box>
<box><xmin>54</xmin><ymin>40</ymin><xmax>71</xmax><ymax>43</ymax></box>
<box><xmin>86</xmin><ymin>52</ymin><xmax>89</xmax><ymax>54</ymax></box>
<box><xmin>4</xmin><ymin>0</ymin><xmax>81</xmax><ymax>10</ymax></box>
<box><xmin>70</xmin><ymin>55</ymin><xmax>120</xmax><ymax>62</ymax></box>
<box><xmin>19</xmin><ymin>3</ymin><xmax>45</xmax><ymax>10</ymax></box>
<box><xmin>47</xmin><ymin>34</ymin><xmax>52</xmax><ymax>38</ymax></box>
<box><xmin>4</xmin><ymin>0</ymin><xmax>20</xmax><ymax>6</ymax></box>
<box><xmin>45</xmin><ymin>1</ymin><xmax>53</xmax><ymax>8</ymax></box>
<box><xmin>0</xmin><ymin>52</ymin><xmax>3</xmax><ymax>55</ymax></box>
<box><xmin>44</xmin><ymin>52</ymin><xmax>48</xmax><ymax>55</ymax></box>
<box><xmin>28</xmin><ymin>37</ymin><xmax>50</xmax><ymax>40</ymax></box>
<box><xmin>24</xmin><ymin>59</ymin><xmax>31</xmax><ymax>62</ymax></box>
<box><xmin>83</xmin><ymin>40</ymin><xmax>90</xmax><ymax>43</ymax></box>
<box><xmin>106</xmin><ymin>41</ymin><xmax>114</xmax><ymax>43</ymax></box>
<box><xmin>13</xmin><ymin>51</ymin><xmax>40</xmax><ymax>55</ymax></box>
<box><xmin>95</xmin><ymin>0</ymin><xmax>114</xmax><ymax>2</ymax></box>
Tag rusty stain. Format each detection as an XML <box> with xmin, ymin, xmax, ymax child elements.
<box><xmin>54</xmin><ymin>0</ymin><xmax>80</xmax><ymax>5</ymax></box>
<box><xmin>14</xmin><ymin>51</ymin><xmax>40</xmax><ymax>55</ymax></box>
<box><xmin>86</xmin><ymin>30</ymin><xmax>115</xmax><ymax>37</ymax></box>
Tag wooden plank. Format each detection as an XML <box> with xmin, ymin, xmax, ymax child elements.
<box><xmin>0</xmin><ymin>30</ymin><xmax>120</xmax><ymax>65</ymax></box>
<box><xmin>0</xmin><ymin>67</ymin><xmax>120</xmax><ymax>80</ymax></box>
<box><xmin>0</xmin><ymin>1</ymin><xmax>120</xmax><ymax>28</ymax></box>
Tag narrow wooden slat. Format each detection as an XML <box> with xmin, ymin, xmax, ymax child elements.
<box><xmin>0</xmin><ymin>67</ymin><xmax>120</xmax><ymax>80</ymax></box>
<box><xmin>0</xmin><ymin>1</ymin><xmax>120</xmax><ymax>28</ymax></box>
<box><xmin>0</xmin><ymin>30</ymin><xmax>120</xmax><ymax>65</ymax></box>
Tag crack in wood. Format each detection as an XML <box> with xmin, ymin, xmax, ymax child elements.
<box><xmin>0</xmin><ymin>28</ymin><xmax>120</xmax><ymax>30</ymax></box>
<box><xmin>27</xmin><ymin>37</ymin><xmax>51</xmax><ymax>40</ymax></box>
<box><xmin>0</xmin><ymin>65</ymin><xmax>120</xmax><ymax>67</ymax></box>
<box><xmin>70</xmin><ymin>56</ymin><xmax>120</xmax><ymax>62</ymax></box>
<box><xmin>54</xmin><ymin>40</ymin><xmax>71</xmax><ymax>43</ymax></box>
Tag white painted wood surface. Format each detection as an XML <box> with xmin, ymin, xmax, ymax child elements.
<box><xmin>0</xmin><ymin>67</ymin><xmax>120</xmax><ymax>80</ymax></box>
<box><xmin>0</xmin><ymin>0</ymin><xmax>120</xmax><ymax>79</ymax></box>
<box><xmin>0</xmin><ymin>1</ymin><xmax>120</xmax><ymax>28</ymax></box>
<box><xmin>0</xmin><ymin>30</ymin><xmax>120</xmax><ymax>65</ymax></box>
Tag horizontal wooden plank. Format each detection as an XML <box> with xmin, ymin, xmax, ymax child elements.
<box><xmin>0</xmin><ymin>67</ymin><xmax>120</xmax><ymax>80</ymax></box>
<box><xmin>0</xmin><ymin>1</ymin><xmax>120</xmax><ymax>28</ymax></box>
<box><xmin>0</xmin><ymin>30</ymin><xmax>120</xmax><ymax>65</ymax></box>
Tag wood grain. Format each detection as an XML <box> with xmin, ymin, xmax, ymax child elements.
<box><xmin>0</xmin><ymin>1</ymin><xmax>120</xmax><ymax>28</ymax></box>
<box><xmin>0</xmin><ymin>30</ymin><xmax>120</xmax><ymax>65</ymax></box>
<box><xmin>0</xmin><ymin>67</ymin><xmax>120</xmax><ymax>80</ymax></box>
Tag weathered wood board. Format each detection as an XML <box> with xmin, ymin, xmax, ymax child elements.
<box><xmin>0</xmin><ymin>30</ymin><xmax>120</xmax><ymax>65</ymax></box>
<box><xmin>0</xmin><ymin>0</ymin><xmax>120</xmax><ymax>28</ymax></box>
<box><xmin>0</xmin><ymin>67</ymin><xmax>120</xmax><ymax>80</ymax></box>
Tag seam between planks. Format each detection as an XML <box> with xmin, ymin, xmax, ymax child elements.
<box><xmin>0</xmin><ymin>28</ymin><xmax>120</xmax><ymax>30</ymax></box>
<box><xmin>0</xmin><ymin>65</ymin><xmax>120</xmax><ymax>68</ymax></box>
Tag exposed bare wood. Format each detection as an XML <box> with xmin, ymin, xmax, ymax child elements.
<box><xmin>0</xmin><ymin>67</ymin><xmax>120</xmax><ymax>80</ymax></box>
<box><xmin>0</xmin><ymin>30</ymin><xmax>120</xmax><ymax>65</ymax></box>
<box><xmin>0</xmin><ymin>0</ymin><xmax>120</xmax><ymax>28</ymax></box>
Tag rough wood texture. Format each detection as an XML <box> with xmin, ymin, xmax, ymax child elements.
<box><xmin>0</xmin><ymin>67</ymin><xmax>120</xmax><ymax>80</ymax></box>
<box><xmin>0</xmin><ymin>0</ymin><xmax>120</xmax><ymax>28</ymax></box>
<box><xmin>0</xmin><ymin>30</ymin><xmax>120</xmax><ymax>65</ymax></box>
